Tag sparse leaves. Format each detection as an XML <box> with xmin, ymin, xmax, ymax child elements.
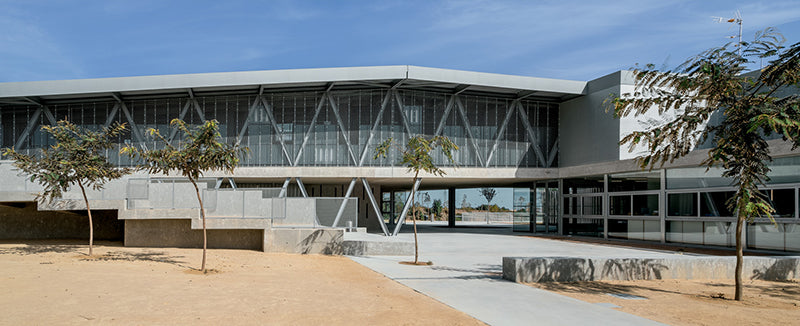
<box><xmin>612</xmin><ymin>28</ymin><xmax>800</xmax><ymax>301</ymax></box>
<box><xmin>1</xmin><ymin>120</ymin><xmax>130</xmax><ymax>255</ymax></box>
<box><xmin>120</xmin><ymin>118</ymin><xmax>246</xmax><ymax>272</ymax></box>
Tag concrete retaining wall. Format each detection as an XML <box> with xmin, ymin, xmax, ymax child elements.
<box><xmin>124</xmin><ymin>219</ymin><xmax>262</xmax><ymax>250</ymax></box>
<box><xmin>503</xmin><ymin>256</ymin><xmax>800</xmax><ymax>283</ymax></box>
<box><xmin>342</xmin><ymin>232</ymin><xmax>414</xmax><ymax>256</ymax></box>
<box><xmin>0</xmin><ymin>202</ymin><xmax>123</xmax><ymax>240</ymax></box>
<box><xmin>263</xmin><ymin>228</ymin><xmax>344</xmax><ymax>254</ymax></box>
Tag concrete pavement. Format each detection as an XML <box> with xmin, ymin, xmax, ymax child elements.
<box><xmin>349</xmin><ymin>226</ymin><xmax>675</xmax><ymax>325</ymax></box>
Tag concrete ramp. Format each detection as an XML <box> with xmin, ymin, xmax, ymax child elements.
<box><xmin>503</xmin><ymin>256</ymin><xmax>800</xmax><ymax>283</ymax></box>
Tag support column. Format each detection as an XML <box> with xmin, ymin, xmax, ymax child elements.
<box><xmin>392</xmin><ymin>178</ymin><xmax>422</xmax><ymax>236</ymax></box>
<box><xmin>660</xmin><ymin>169</ymin><xmax>667</xmax><ymax>243</ymax></box>
<box><xmin>448</xmin><ymin>187</ymin><xmax>456</xmax><ymax>228</ymax></box>
<box><xmin>296</xmin><ymin>178</ymin><xmax>308</xmax><ymax>198</ymax></box>
<box><xmin>278</xmin><ymin>177</ymin><xmax>291</xmax><ymax>198</ymax></box>
<box><xmin>332</xmin><ymin>178</ymin><xmax>357</xmax><ymax>227</ymax></box>
<box><xmin>603</xmin><ymin>174</ymin><xmax>609</xmax><ymax>239</ymax></box>
<box><xmin>362</xmin><ymin>178</ymin><xmax>390</xmax><ymax>236</ymax></box>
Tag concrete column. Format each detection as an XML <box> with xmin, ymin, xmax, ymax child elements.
<box><xmin>603</xmin><ymin>174</ymin><xmax>609</xmax><ymax>240</ymax></box>
<box><xmin>448</xmin><ymin>187</ymin><xmax>456</xmax><ymax>227</ymax></box>
<box><xmin>660</xmin><ymin>169</ymin><xmax>666</xmax><ymax>243</ymax></box>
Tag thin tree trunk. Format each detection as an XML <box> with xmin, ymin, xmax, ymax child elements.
<box><xmin>191</xmin><ymin>178</ymin><xmax>207</xmax><ymax>272</ymax></box>
<box><xmin>412</xmin><ymin>172</ymin><xmax>419</xmax><ymax>264</ymax></box>
<box><xmin>77</xmin><ymin>181</ymin><xmax>93</xmax><ymax>256</ymax></box>
<box><xmin>734</xmin><ymin>211</ymin><xmax>744</xmax><ymax>301</ymax></box>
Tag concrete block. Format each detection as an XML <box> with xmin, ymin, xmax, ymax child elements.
<box><xmin>263</xmin><ymin>228</ymin><xmax>343</xmax><ymax>254</ymax></box>
<box><xmin>503</xmin><ymin>256</ymin><xmax>800</xmax><ymax>283</ymax></box>
<box><xmin>342</xmin><ymin>232</ymin><xmax>414</xmax><ymax>256</ymax></box>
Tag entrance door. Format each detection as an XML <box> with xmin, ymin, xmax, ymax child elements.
<box><xmin>512</xmin><ymin>187</ymin><xmax>532</xmax><ymax>232</ymax></box>
<box><xmin>533</xmin><ymin>181</ymin><xmax>560</xmax><ymax>234</ymax></box>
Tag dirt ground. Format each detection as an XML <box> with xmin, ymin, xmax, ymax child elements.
<box><xmin>0</xmin><ymin>240</ymin><xmax>483</xmax><ymax>326</ymax></box>
<box><xmin>530</xmin><ymin>279</ymin><xmax>800</xmax><ymax>325</ymax></box>
<box><xmin>528</xmin><ymin>235</ymin><xmax>800</xmax><ymax>325</ymax></box>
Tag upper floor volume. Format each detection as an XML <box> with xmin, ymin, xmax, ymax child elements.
<box><xmin>0</xmin><ymin>66</ymin><xmax>590</xmax><ymax>169</ymax></box>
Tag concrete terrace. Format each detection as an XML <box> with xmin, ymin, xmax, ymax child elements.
<box><xmin>349</xmin><ymin>225</ymin><xmax>695</xmax><ymax>326</ymax></box>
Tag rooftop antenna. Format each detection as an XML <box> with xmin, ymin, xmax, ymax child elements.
<box><xmin>712</xmin><ymin>10</ymin><xmax>743</xmax><ymax>57</ymax></box>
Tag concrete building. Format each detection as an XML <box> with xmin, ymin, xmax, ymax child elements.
<box><xmin>0</xmin><ymin>66</ymin><xmax>798</xmax><ymax>251</ymax></box>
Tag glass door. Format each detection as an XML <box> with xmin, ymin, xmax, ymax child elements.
<box><xmin>533</xmin><ymin>181</ymin><xmax>560</xmax><ymax>234</ymax></box>
<box><xmin>512</xmin><ymin>187</ymin><xmax>532</xmax><ymax>232</ymax></box>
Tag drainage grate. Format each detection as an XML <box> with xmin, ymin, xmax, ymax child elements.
<box><xmin>606</xmin><ymin>293</ymin><xmax>647</xmax><ymax>300</ymax></box>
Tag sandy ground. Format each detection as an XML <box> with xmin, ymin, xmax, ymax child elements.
<box><xmin>0</xmin><ymin>240</ymin><xmax>484</xmax><ymax>326</ymax></box>
<box><xmin>530</xmin><ymin>279</ymin><xmax>800</xmax><ymax>326</ymax></box>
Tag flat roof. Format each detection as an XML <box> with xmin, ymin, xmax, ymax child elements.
<box><xmin>0</xmin><ymin>66</ymin><xmax>588</xmax><ymax>104</ymax></box>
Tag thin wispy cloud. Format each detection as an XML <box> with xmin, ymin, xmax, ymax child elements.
<box><xmin>0</xmin><ymin>1</ymin><xmax>798</xmax><ymax>82</ymax></box>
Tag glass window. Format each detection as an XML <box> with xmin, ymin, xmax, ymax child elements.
<box><xmin>563</xmin><ymin>176</ymin><xmax>604</xmax><ymax>194</ymax></box>
<box><xmin>668</xmin><ymin>193</ymin><xmax>697</xmax><ymax>217</ymax></box>
<box><xmin>633</xmin><ymin>194</ymin><xmax>659</xmax><ymax>216</ymax></box>
<box><xmin>581</xmin><ymin>196</ymin><xmax>603</xmax><ymax>215</ymax></box>
<box><xmin>609</xmin><ymin>171</ymin><xmax>660</xmax><ymax>192</ymax></box>
<box><xmin>764</xmin><ymin>188</ymin><xmax>796</xmax><ymax>218</ymax></box>
<box><xmin>700</xmin><ymin>191</ymin><xmax>735</xmax><ymax>217</ymax></box>
<box><xmin>610</xmin><ymin>195</ymin><xmax>631</xmax><ymax>216</ymax></box>
<box><xmin>767</xmin><ymin>156</ymin><xmax>800</xmax><ymax>184</ymax></box>
<box><xmin>666</xmin><ymin>167</ymin><xmax>731</xmax><ymax>189</ymax></box>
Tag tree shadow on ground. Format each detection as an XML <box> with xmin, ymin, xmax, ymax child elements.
<box><xmin>82</xmin><ymin>250</ymin><xmax>190</xmax><ymax>269</ymax></box>
<box><xmin>534</xmin><ymin>279</ymin><xmax>800</xmax><ymax>302</ymax></box>
<box><xmin>0</xmin><ymin>244</ymin><xmax>83</xmax><ymax>255</ymax></box>
<box><xmin>429</xmin><ymin>263</ymin><xmax>503</xmax><ymax>281</ymax></box>
<box><xmin>532</xmin><ymin>281</ymin><xmax>684</xmax><ymax>298</ymax></box>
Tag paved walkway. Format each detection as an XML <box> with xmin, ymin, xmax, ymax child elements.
<box><xmin>349</xmin><ymin>226</ymin><xmax>680</xmax><ymax>325</ymax></box>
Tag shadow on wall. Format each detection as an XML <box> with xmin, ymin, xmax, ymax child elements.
<box><xmin>512</xmin><ymin>257</ymin><xmax>671</xmax><ymax>282</ymax></box>
<box><xmin>298</xmin><ymin>229</ymin><xmax>344</xmax><ymax>255</ymax></box>
<box><xmin>517</xmin><ymin>258</ymin><xmax>597</xmax><ymax>282</ymax></box>
<box><xmin>751</xmin><ymin>259</ymin><xmax>800</xmax><ymax>281</ymax></box>
<box><xmin>602</xmin><ymin>259</ymin><xmax>668</xmax><ymax>280</ymax></box>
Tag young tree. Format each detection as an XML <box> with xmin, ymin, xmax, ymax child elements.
<box><xmin>374</xmin><ymin>135</ymin><xmax>458</xmax><ymax>264</ymax></box>
<box><xmin>478</xmin><ymin>187</ymin><xmax>497</xmax><ymax>223</ymax></box>
<box><xmin>612</xmin><ymin>29</ymin><xmax>800</xmax><ymax>300</ymax></box>
<box><xmin>2</xmin><ymin>120</ymin><xmax>129</xmax><ymax>256</ymax></box>
<box><xmin>121</xmin><ymin>119</ymin><xmax>245</xmax><ymax>272</ymax></box>
<box><xmin>431</xmin><ymin>199</ymin><xmax>444</xmax><ymax>220</ymax></box>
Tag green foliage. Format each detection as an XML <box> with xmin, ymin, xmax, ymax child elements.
<box><xmin>2</xmin><ymin>120</ymin><xmax>130</xmax><ymax>202</ymax></box>
<box><xmin>374</xmin><ymin>135</ymin><xmax>458</xmax><ymax>263</ymax></box>
<box><xmin>374</xmin><ymin>135</ymin><xmax>459</xmax><ymax>177</ymax></box>
<box><xmin>612</xmin><ymin>28</ymin><xmax>800</xmax><ymax>300</ymax></box>
<box><xmin>121</xmin><ymin>119</ymin><xmax>245</xmax><ymax>180</ymax></box>
<box><xmin>612</xmin><ymin>29</ymin><xmax>800</xmax><ymax>223</ymax></box>
<box><xmin>2</xmin><ymin>119</ymin><xmax>130</xmax><ymax>255</ymax></box>
<box><xmin>431</xmin><ymin>199</ymin><xmax>444</xmax><ymax>217</ymax></box>
<box><xmin>121</xmin><ymin>118</ymin><xmax>246</xmax><ymax>271</ymax></box>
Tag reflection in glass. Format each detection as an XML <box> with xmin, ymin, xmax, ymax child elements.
<box><xmin>668</xmin><ymin>193</ymin><xmax>697</xmax><ymax>217</ymax></box>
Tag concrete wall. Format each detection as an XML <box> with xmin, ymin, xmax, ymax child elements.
<box><xmin>124</xmin><ymin>219</ymin><xmax>262</xmax><ymax>250</ymax></box>
<box><xmin>263</xmin><ymin>228</ymin><xmax>343</xmax><ymax>254</ymax></box>
<box><xmin>559</xmin><ymin>71</ymin><xmax>624</xmax><ymax>167</ymax></box>
<box><xmin>503</xmin><ymin>256</ymin><xmax>800</xmax><ymax>283</ymax></box>
<box><xmin>0</xmin><ymin>202</ymin><xmax>123</xmax><ymax>240</ymax></box>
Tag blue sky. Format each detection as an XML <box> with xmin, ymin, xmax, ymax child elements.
<box><xmin>1</xmin><ymin>0</ymin><xmax>799</xmax><ymax>83</ymax></box>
